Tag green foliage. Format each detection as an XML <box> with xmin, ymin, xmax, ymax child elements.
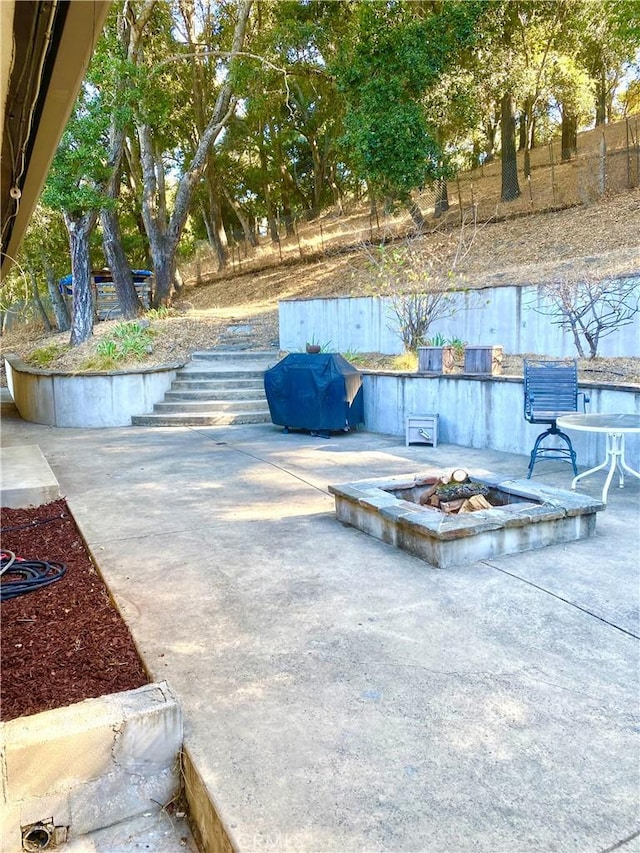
<box><xmin>425</xmin><ymin>333</ymin><xmax>447</xmax><ymax>347</ymax></box>
<box><xmin>447</xmin><ymin>337</ymin><xmax>467</xmax><ymax>359</ymax></box>
<box><xmin>42</xmin><ymin>91</ymin><xmax>111</xmax><ymax>216</ymax></box>
<box><xmin>24</xmin><ymin>344</ymin><xmax>69</xmax><ymax>368</ymax></box>
<box><xmin>306</xmin><ymin>335</ymin><xmax>333</xmax><ymax>352</ymax></box>
<box><xmin>96</xmin><ymin>339</ymin><xmax>119</xmax><ymax>359</ymax></box>
<box><xmin>145</xmin><ymin>307</ymin><xmax>171</xmax><ymax>321</ymax></box>
<box><xmin>334</xmin><ymin>1</ymin><xmax>483</xmax><ymax>200</ymax></box>
<box><xmin>91</xmin><ymin>321</ymin><xmax>156</xmax><ymax>367</ymax></box>
<box><xmin>341</xmin><ymin>347</ymin><xmax>361</xmax><ymax>362</ymax></box>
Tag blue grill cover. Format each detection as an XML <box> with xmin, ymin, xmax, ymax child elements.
<box><xmin>264</xmin><ymin>353</ymin><xmax>364</xmax><ymax>431</ymax></box>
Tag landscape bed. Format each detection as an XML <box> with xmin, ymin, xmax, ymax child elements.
<box><xmin>0</xmin><ymin>498</ymin><xmax>149</xmax><ymax>721</ymax></box>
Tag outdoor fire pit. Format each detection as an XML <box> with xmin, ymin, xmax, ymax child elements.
<box><xmin>328</xmin><ymin>469</ymin><xmax>604</xmax><ymax>568</ymax></box>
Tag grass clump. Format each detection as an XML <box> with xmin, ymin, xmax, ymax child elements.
<box><xmin>145</xmin><ymin>306</ymin><xmax>171</xmax><ymax>320</ymax></box>
<box><xmin>79</xmin><ymin>321</ymin><xmax>155</xmax><ymax>371</ymax></box>
<box><xmin>25</xmin><ymin>343</ymin><xmax>69</xmax><ymax>367</ymax></box>
<box><xmin>391</xmin><ymin>351</ymin><xmax>418</xmax><ymax>371</ymax></box>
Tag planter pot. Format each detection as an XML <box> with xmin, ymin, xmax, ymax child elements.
<box><xmin>417</xmin><ymin>346</ymin><xmax>455</xmax><ymax>374</ymax></box>
<box><xmin>306</xmin><ymin>344</ymin><xmax>321</xmax><ymax>354</ymax></box>
<box><xmin>464</xmin><ymin>345</ymin><xmax>503</xmax><ymax>375</ymax></box>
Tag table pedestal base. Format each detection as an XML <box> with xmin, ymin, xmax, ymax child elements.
<box><xmin>571</xmin><ymin>432</ymin><xmax>640</xmax><ymax>503</ymax></box>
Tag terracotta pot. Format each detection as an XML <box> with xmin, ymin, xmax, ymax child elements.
<box><xmin>306</xmin><ymin>344</ymin><xmax>321</xmax><ymax>354</ymax></box>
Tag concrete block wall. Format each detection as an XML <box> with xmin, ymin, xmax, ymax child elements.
<box><xmin>361</xmin><ymin>373</ymin><xmax>640</xmax><ymax>471</ymax></box>
<box><xmin>279</xmin><ymin>277</ymin><xmax>640</xmax><ymax>357</ymax></box>
<box><xmin>0</xmin><ymin>682</ymin><xmax>182</xmax><ymax>851</ymax></box>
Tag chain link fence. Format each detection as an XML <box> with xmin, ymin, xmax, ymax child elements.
<box><xmin>183</xmin><ymin>115</ymin><xmax>639</xmax><ymax>282</ymax></box>
<box><xmin>456</xmin><ymin>115</ymin><xmax>639</xmax><ymax>223</ymax></box>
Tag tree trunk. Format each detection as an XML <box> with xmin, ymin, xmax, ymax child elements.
<box><xmin>406</xmin><ymin>199</ymin><xmax>425</xmax><ymax>230</ymax></box>
<box><xmin>523</xmin><ymin>103</ymin><xmax>536</xmax><ymax>179</ymax></box>
<box><xmin>222</xmin><ymin>186</ymin><xmax>258</xmax><ymax>247</ymax></box>
<box><xmin>434</xmin><ymin>178</ymin><xmax>449</xmax><ymax>218</ymax></box>
<box><xmin>44</xmin><ymin>260</ymin><xmax>70</xmax><ymax>332</ymax></box>
<box><xmin>518</xmin><ymin>110</ymin><xmax>527</xmax><ymax>151</ymax></box>
<box><xmin>150</xmin><ymin>236</ymin><xmax>175</xmax><ymax>309</ymax></box>
<box><xmin>206</xmin><ymin>181</ymin><xmax>229</xmax><ymax>271</ymax></box>
<box><xmin>500</xmin><ymin>92</ymin><xmax>521</xmax><ymax>201</ymax></box>
<box><xmin>281</xmin><ymin>201</ymin><xmax>295</xmax><ymax>238</ymax></box>
<box><xmin>100</xmin><ymin>207</ymin><xmax>144</xmax><ymax>318</ymax></box>
<box><xmin>64</xmin><ymin>211</ymin><xmax>97</xmax><ymax>346</ymax></box>
<box><xmin>595</xmin><ymin>68</ymin><xmax>607</xmax><ymax>126</ymax></box>
<box><xmin>30</xmin><ymin>270</ymin><xmax>52</xmax><ymax>331</ymax></box>
<box><xmin>560</xmin><ymin>109</ymin><xmax>578</xmax><ymax>161</ymax></box>
<box><xmin>329</xmin><ymin>163</ymin><xmax>344</xmax><ymax>215</ymax></box>
<box><xmin>309</xmin><ymin>136</ymin><xmax>324</xmax><ymax>218</ymax></box>
<box><xmin>136</xmin><ymin>0</ymin><xmax>252</xmax><ymax>306</ymax></box>
<box><xmin>483</xmin><ymin>109</ymin><xmax>499</xmax><ymax>163</ymax></box>
<box><xmin>266</xmin><ymin>206</ymin><xmax>279</xmax><ymax>244</ymax></box>
<box><xmin>258</xmin><ymin>127</ymin><xmax>280</xmax><ymax>244</ymax></box>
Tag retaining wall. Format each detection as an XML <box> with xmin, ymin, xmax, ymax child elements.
<box><xmin>360</xmin><ymin>372</ymin><xmax>640</xmax><ymax>471</ymax></box>
<box><xmin>0</xmin><ymin>683</ymin><xmax>182</xmax><ymax>851</ymax></box>
<box><xmin>279</xmin><ymin>278</ymin><xmax>640</xmax><ymax>357</ymax></box>
<box><xmin>4</xmin><ymin>355</ymin><xmax>181</xmax><ymax>428</ymax></box>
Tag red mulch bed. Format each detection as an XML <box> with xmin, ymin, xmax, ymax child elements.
<box><xmin>1</xmin><ymin>498</ymin><xmax>149</xmax><ymax>722</ymax></box>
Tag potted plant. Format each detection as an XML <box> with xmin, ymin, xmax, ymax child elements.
<box><xmin>306</xmin><ymin>336</ymin><xmax>331</xmax><ymax>354</ymax></box>
<box><xmin>417</xmin><ymin>334</ymin><xmax>455</xmax><ymax>373</ymax></box>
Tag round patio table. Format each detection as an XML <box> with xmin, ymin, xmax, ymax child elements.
<box><xmin>556</xmin><ymin>413</ymin><xmax>640</xmax><ymax>503</ymax></box>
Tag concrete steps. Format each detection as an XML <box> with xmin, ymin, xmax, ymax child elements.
<box><xmin>131</xmin><ymin>350</ymin><xmax>278</xmax><ymax>427</ymax></box>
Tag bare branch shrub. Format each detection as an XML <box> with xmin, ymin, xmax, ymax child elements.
<box><xmin>361</xmin><ymin>238</ymin><xmax>459</xmax><ymax>352</ymax></box>
<box><xmin>535</xmin><ymin>273</ymin><xmax>640</xmax><ymax>359</ymax></box>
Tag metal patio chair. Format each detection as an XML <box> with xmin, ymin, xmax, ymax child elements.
<box><xmin>523</xmin><ymin>358</ymin><xmax>590</xmax><ymax>478</ymax></box>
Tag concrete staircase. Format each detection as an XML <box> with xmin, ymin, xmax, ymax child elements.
<box><xmin>131</xmin><ymin>350</ymin><xmax>279</xmax><ymax>427</ymax></box>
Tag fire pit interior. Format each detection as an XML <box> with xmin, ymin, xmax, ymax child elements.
<box><xmin>328</xmin><ymin>469</ymin><xmax>604</xmax><ymax>568</ymax></box>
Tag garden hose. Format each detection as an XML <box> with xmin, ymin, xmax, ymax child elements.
<box><xmin>0</xmin><ymin>550</ymin><xmax>67</xmax><ymax>601</ymax></box>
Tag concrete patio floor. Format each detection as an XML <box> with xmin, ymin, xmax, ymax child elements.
<box><xmin>1</xmin><ymin>394</ymin><xmax>639</xmax><ymax>853</ymax></box>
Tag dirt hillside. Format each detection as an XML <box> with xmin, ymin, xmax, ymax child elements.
<box><xmin>1</xmin><ymin>185</ymin><xmax>639</xmax><ymax>385</ymax></box>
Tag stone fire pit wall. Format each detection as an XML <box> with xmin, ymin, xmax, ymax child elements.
<box><xmin>328</xmin><ymin>472</ymin><xmax>604</xmax><ymax>569</ymax></box>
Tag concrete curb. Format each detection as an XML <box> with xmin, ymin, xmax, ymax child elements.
<box><xmin>1</xmin><ymin>682</ymin><xmax>183</xmax><ymax>851</ymax></box>
<box><xmin>0</xmin><ymin>445</ymin><xmax>60</xmax><ymax>508</ymax></box>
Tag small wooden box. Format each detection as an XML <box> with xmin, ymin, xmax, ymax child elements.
<box><xmin>417</xmin><ymin>346</ymin><xmax>455</xmax><ymax>374</ymax></box>
<box><xmin>464</xmin><ymin>345</ymin><xmax>503</xmax><ymax>375</ymax></box>
<box><xmin>406</xmin><ymin>414</ymin><xmax>439</xmax><ymax>447</ymax></box>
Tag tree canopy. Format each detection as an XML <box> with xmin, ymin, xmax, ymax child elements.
<box><xmin>12</xmin><ymin>0</ymin><xmax>640</xmax><ymax>340</ymax></box>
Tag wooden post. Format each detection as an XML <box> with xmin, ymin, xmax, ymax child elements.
<box><xmin>627</xmin><ymin>117</ymin><xmax>632</xmax><ymax>189</ymax></box>
<box><xmin>599</xmin><ymin>129</ymin><xmax>606</xmax><ymax>197</ymax></box>
<box><xmin>636</xmin><ymin>118</ymin><xmax>639</xmax><ymax>188</ymax></box>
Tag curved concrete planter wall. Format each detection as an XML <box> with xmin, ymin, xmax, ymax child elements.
<box><xmin>4</xmin><ymin>354</ymin><xmax>183</xmax><ymax>428</ymax></box>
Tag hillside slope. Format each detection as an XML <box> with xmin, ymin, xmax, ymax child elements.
<box><xmin>184</xmin><ymin>187</ymin><xmax>640</xmax><ymax>311</ymax></box>
<box><xmin>2</xmin><ymin>189</ymin><xmax>639</xmax><ymax>385</ymax></box>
